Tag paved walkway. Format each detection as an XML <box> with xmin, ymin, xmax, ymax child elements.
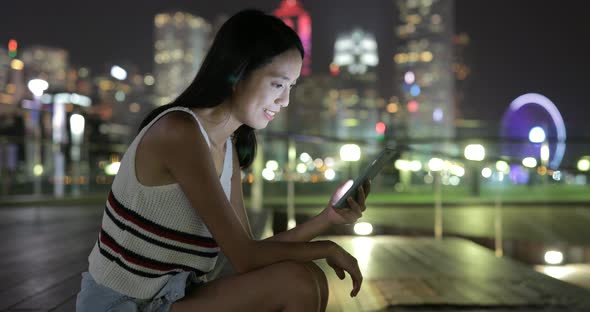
<box><xmin>1</xmin><ymin>204</ymin><xmax>590</xmax><ymax>311</ymax></box>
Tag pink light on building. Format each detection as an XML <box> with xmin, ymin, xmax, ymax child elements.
<box><xmin>274</xmin><ymin>0</ymin><xmax>312</xmax><ymax>76</ymax></box>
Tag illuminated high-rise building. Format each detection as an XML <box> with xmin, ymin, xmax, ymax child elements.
<box><xmin>392</xmin><ymin>0</ymin><xmax>455</xmax><ymax>144</ymax></box>
<box><xmin>0</xmin><ymin>48</ymin><xmax>16</xmax><ymax>106</ymax></box>
<box><xmin>326</xmin><ymin>28</ymin><xmax>381</xmax><ymax>141</ymax></box>
<box><xmin>1</xmin><ymin>40</ymin><xmax>26</xmax><ymax>105</ymax></box>
<box><xmin>281</xmin><ymin>28</ymin><xmax>382</xmax><ymax>157</ymax></box>
<box><xmin>453</xmin><ymin>32</ymin><xmax>470</xmax><ymax>120</ymax></box>
<box><xmin>21</xmin><ymin>46</ymin><xmax>69</xmax><ymax>91</ymax></box>
<box><xmin>274</xmin><ymin>0</ymin><xmax>312</xmax><ymax>76</ymax></box>
<box><xmin>2</xmin><ymin>58</ymin><xmax>26</xmax><ymax>106</ymax></box>
<box><xmin>64</xmin><ymin>66</ymin><xmax>94</xmax><ymax>96</ymax></box>
<box><xmin>0</xmin><ymin>48</ymin><xmax>9</xmax><ymax>93</ymax></box>
<box><xmin>153</xmin><ymin>11</ymin><xmax>211</xmax><ymax>106</ymax></box>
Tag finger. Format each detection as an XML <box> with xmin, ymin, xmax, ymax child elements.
<box><xmin>356</xmin><ymin>186</ymin><xmax>366</xmax><ymax>206</ymax></box>
<box><xmin>333</xmin><ymin>267</ymin><xmax>345</xmax><ymax>280</ymax></box>
<box><xmin>364</xmin><ymin>179</ymin><xmax>371</xmax><ymax>196</ymax></box>
<box><xmin>347</xmin><ymin>259</ymin><xmax>363</xmax><ymax>297</ymax></box>
<box><xmin>335</xmin><ymin>207</ymin><xmax>353</xmax><ymax>219</ymax></box>
<box><xmin>350</xmin><ymin>268</ymin><xmax>363</xmax><ymax>297</ymax></box>
<box><xmin>347</xmin><ymin>197</ymin><xmax>363</xmax><ymax>218</ymax></box>
<box><xmin>356</xmin><ymin>186</ymin><xmax>367</xmax><ymax>212</ymax></box>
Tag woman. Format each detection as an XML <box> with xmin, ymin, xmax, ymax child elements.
<box><xmin>77</xmin><ymin>9</ymin><xmax>369</xmax><ymax>312</ymax></box>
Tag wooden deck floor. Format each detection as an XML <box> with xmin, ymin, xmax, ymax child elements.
<box><xmin>1</xmin><ymin>204</ymin><xmax>590</xmax><ymax>311</ymax></box>
<box><xmin>0</xmin><ymin>205</ymin><xmax>102</xmax><ymax>311</ymax></box>
<box><xmin>319</xmin><ymin>236</ymin><xmax>590</xmax><ymax>311</ymax></box>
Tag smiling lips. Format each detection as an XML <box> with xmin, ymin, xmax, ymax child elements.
<box><xmin>264</xmin><ymin>108</ymin><xmax>278</xmax><ymax>120</ymax></box>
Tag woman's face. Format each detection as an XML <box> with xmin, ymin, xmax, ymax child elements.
<box><xmin>231</xmin><ymin>49</ymin><xmax>302</xmax><ymax>130</ymax></box>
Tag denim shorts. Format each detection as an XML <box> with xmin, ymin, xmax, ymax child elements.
<box><xmin>76</xmin><ymin>271</ymin><xmax>202</xmax><ymax>312</ymax></box>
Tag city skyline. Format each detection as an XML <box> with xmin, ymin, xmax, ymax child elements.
<box><xmin>1</xmin><ymin>0</ymin><xmax>589</xmax><ymax>134</ymax></box>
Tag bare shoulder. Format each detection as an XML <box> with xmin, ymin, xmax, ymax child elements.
<box><xmin>136</xmin><ymin>111</ymin><xmax>209</xmax><ymax>185</ymax></box>
<box><xmin>142</xmin><ymin>112</ymin><xmax>206</xmax><ymax>150</ymax></box>
<box><xmin>148</xmin><ymin>111</ymin><xmax>200</xmax><ymax>139</ymax></box>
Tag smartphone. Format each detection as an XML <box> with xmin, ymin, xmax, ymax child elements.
<box><xmin>334</xmin><ymin>147</ymin><xmax>399</xmax><ymax>209</ymax></box>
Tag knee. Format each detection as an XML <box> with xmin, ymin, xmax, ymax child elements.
<box><xmin>305</xmin><ymin>262</ymin><xmax>329</xmax><ymax>309</ymax></box>
<box><xmin>274</xmin><ymin>261</ymin><xmax>328</xmax><ymax>311</ymax></box>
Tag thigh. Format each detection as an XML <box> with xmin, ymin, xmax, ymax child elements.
<box><xmin>170</xmin><ymin>261</ymin><xmax>320</xmax><ymax>312</ymax></box>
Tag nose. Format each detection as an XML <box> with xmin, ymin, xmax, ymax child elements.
<box><xmin>275</xmin><ymin>88</ymin><xmax>290</xmax><ymax>107</ymax></box>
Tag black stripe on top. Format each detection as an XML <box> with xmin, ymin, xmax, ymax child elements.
<box><xmin>99</xmin><ymin>229</ymin><xmax>207</xmax><ymax>275</ymax></box>
<box><xmin>98</xmin><ymin>244</ymin><xmax>178</xmax><ymax>279</ymax></box>
<box><xmin>104</xmin><ymin>206</ymin><xmax>219</xmax><ymax>258</ymax></box>
<box><xmin>108</xmin><ymin>190</ymin><xmax>218</xmax><ymax>247</ymax></box>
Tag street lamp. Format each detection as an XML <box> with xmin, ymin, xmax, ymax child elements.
<box><xmin>578</xmin><ymin>158</ymin><xmax>590</xmax><ymax>172</ymax></box>
<box><xmin>464</xmin><ymin>144</ymin><xmax>485</xmax><ymax>161</ymax></box>
<box><xmin>544</xmin><ymin>250</ymin><xmax>564</xmax><ymax>265</ymax></box>
<box><xmin>27</xmin><ymin>78</ymin><xmax>49</xmax><ymax>195</ymax></box>
<box><xmin>340</xmin><ymin>144</ymin><xmax>361</xmax><ymax>179</ymax></box>
<box><xmin>27</xmin><ymin>79</ymin><xmax>49</xmax><ymax>97</ymax></box>
<box><xmin>522</xmin><ymin>157</ymin><xmax>537</xmax><ymax>168</ymax></box>
<box><xmin>69</xmin><ymin>114</ymin><xmax>85</xmax><ymax>195</ymax></box>
<box><xmin>110</xmin><ymin>65</ymin><xmax>127</xmax><ymax>80</ymax></box>
<box><xmin>464</xmin><ymin>144</ymin><xmax>485</xmax><ymax>196</ymax></box>
<box><xmin>428</xmin><ymin>158</ymin><xmax>444</xmax><ymax>172</ymax></box>
<box><xmin>428</xmin><ymin>157</ymin><xmax>444</xmax><ymax>240</ymax></box>
<box><xmin>354</xmin><ymin>222</ymin><xmax>373</xmax><ymax>235</ymax></box>
<box><xmin>340</xmin><ymin>144</ymin><xmax>361</xmax><ymax>162</ymax></box>
<box><xmin>496</xmin><ymin>160</ymin><xmax>510</xmax><ymax>174</ymax></box>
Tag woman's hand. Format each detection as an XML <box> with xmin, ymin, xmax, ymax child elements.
<box><xmin>322</xmin><ymin>179</ymin><xmax>371</xmax><ymax>226</ymax></box>
<box><xmin>326</xmin><ymin>243</ymin><xmax>363</xmax><ymax>297</ymax></box>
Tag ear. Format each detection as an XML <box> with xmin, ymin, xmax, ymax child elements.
<box><xmin>232</xmin><ymin>77</ymin><xmax>247</xmax><ymax>93</ymax></box>
<box><xmin>228</xmin><ymin>73</ymin><xmax>240</xmax><ymax>92</ymax></box>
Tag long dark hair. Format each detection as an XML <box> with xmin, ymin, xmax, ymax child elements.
<box><xmin>139</xmin><ymin>9</ymin><xmax>304</xmax><ymax>169</ymax></box>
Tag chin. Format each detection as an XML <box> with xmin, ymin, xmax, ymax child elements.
<box><xmin>245</xmin><ymin>120</ymin><xmax>269</xmax><ymax>130</ymax></box>
<box><xmin>253</xmin><ymin>123</ymin><xmax>269</xmax><ymax>130</ymax></box>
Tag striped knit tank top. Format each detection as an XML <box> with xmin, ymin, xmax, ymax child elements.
<box><xmin>88</xmin><ymin>106</ymin><xmax>232</xmax><ymax>299</ymax></box>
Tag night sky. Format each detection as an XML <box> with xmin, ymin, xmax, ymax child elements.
<box><xmin>1</xmin><ymin>0</ymin><xmax>589</xmax><ymax>135</ymax></box>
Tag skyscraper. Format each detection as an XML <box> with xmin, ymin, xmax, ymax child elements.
<box><xmin>392</xmin><ymin>0</ymin><xmax>455</xmax><ymax>145</ymax></box>
<box><xmin>21</xmin><ymin>45</ymin><xmax>69</xmax><ymax>91</ymax></box>
<box><xmin>0</xmin><ymin>48</ymin><xmax>9</xmax><ymax>94</ymax></box>
<box><xmin>274</xmin><ymin>0</ymin><xmax>312</xmax><ymax>77</ymax></box>
<box><xmin>153</xmin><ymin>11</ymin><xmax>211</xmax><ymax>106</ymax></box>
<box><xmin>453</xmin><ymin>32</ymin><xmax>470</xmax><ymax>121</ymax></box>
<box><xmin>328</xmin><ymin>28</ymin><xmax>381</xmax><ymax>142</ymax></box>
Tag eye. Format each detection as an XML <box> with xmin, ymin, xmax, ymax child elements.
<box><xmin>272</xmin><ymin>82</ymin><xmax>284</xmax><ymax>89</ymax></box>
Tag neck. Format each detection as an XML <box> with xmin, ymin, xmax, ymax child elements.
<box><xmin>192</xmin><ymin>101</ymin><xmax>241</xmax><ymax>147</ymax></box>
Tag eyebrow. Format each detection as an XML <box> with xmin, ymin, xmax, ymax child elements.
<box><xmin>270</xmin><ymin>73</ymin><xmax>297</xmax><ymax>84</ymax></box>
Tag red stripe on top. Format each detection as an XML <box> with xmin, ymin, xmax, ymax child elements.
<box><xmin>107</xmin><ymin>192</ymin><xmax>218</xmax><ymax>248</ymax></box>
<box><xmin>99</xmin><ymin>231</ymin><xmax>186</xmax><ymax>272</ymax></box>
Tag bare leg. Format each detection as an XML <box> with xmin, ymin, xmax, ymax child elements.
<box><xmin>171</xmin><ymin>261</ymin><xmax>328</xmax><ymax>312</ymax></box>
<box><xmin>303</xmin><ymin>262</ymin><xmax>329</xmax><ymax>312</ymax></box>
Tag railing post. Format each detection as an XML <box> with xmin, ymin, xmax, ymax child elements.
<box><xmin>287</xmin><ymin>138</ymin><xmax>296</xmax><ymax>230</ymax></box>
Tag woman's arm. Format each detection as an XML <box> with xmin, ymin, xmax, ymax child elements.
<box><xmin>229</xmin><ymin>145</ymin><xmax>254</xmax><ymax>239</ymax></box>
<box><xmin>229</xmin><ymin>145</ymin><xmax>367</xmax><ymax>243</ymax></box>
<box><xmin>265</xmin><ymin>198</ymin><xmax>366</xmax><ymax>242</ymax></box>
<box><xmin>156</xmin><ymin>113</ymin><xmax>358</xmax><ymax>279</ymax></box>
<box><xmin>267</xmin><ymin>181</ymin><xmax>369</xmax><ymax>242</ymax></box>
<box><xmin>265</xmin><ymin>211</ymin><xmax>331</xmax><ymax>242</ymax></box>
